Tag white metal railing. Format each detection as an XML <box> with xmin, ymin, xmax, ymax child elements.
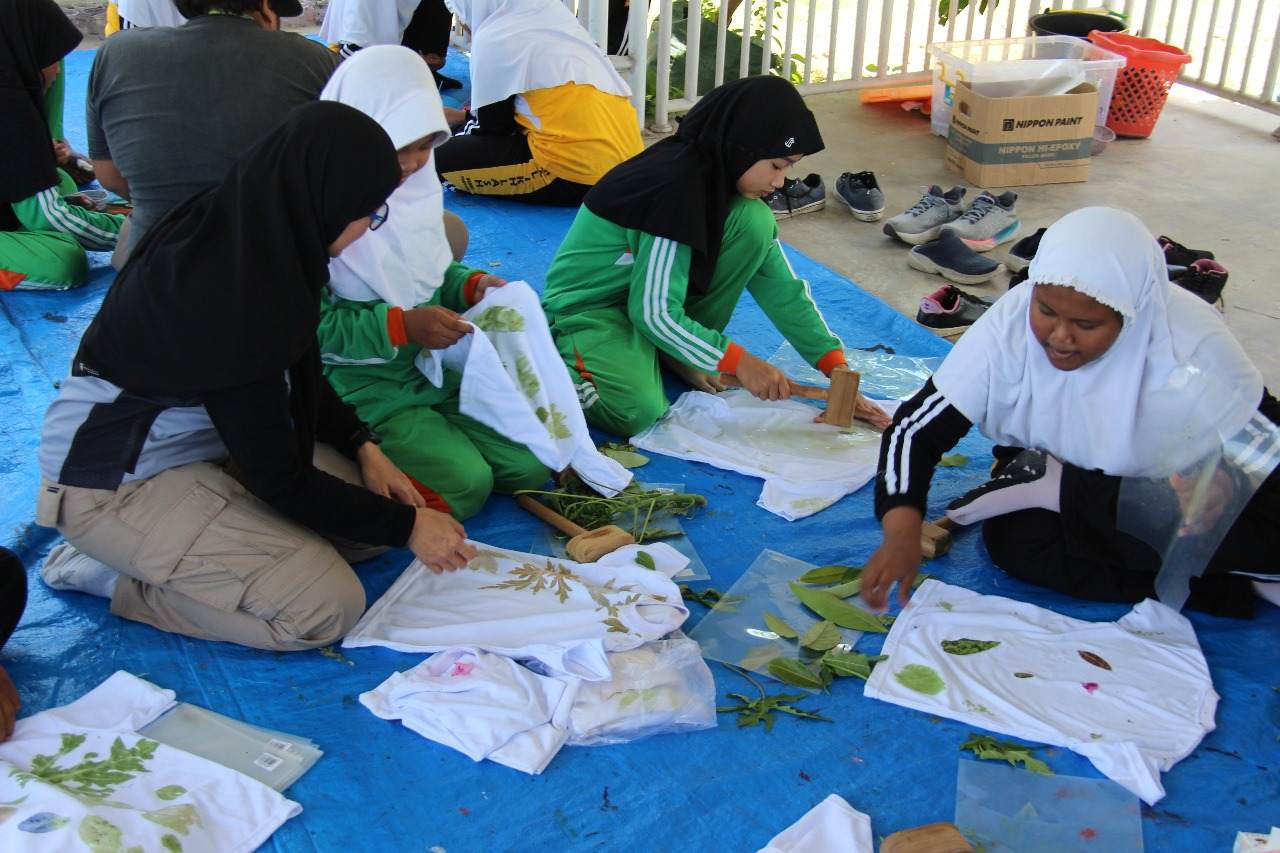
<box><xmin>566</xmin><ymin>0</ymin><xmax>1280</xmax><ymax>131</ymax></box>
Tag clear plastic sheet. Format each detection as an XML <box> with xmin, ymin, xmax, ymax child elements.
<box><xmin>527</xmin><ymin>482</ymin><xmax>710</xmax><ymax>580</ymax></box>
<box><xmin>687</xmin><ymin>549</ymin><xmax>868</xmax><ymax>689</ymax></box>
<box><xmin>139</xmin><ymin>702</ymin><xmax>323</xmax><ymax>791</ymax></box>
<box><xmin>955</xmin><ymin>760</ymin><xmax>1144</xmax><ymax>853</ymax></box>
<box><xmin>767</xmin><ymin>341</ymin><xmax>941</xmax><ymax>401</ymax></box>
<box><xmin>1117</xmin><ymin>410</ymin><xmax>1280</xmax><ymax>611</ymax></box>
<box><xmin>566</xmin><ymin>635</ymin><xmax>717</xmax><ymax>747</ymax></box>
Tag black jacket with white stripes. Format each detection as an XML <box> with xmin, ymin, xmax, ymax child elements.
<box><xmin>875</xmin><ymin>379</ymin><xmax>972</xmax><ymax>520</ymax></box>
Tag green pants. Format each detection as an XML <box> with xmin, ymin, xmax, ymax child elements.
<box><xmin>0</xmin><ymin>172</ymin><xmax>95</xmax><ymax>291</ymax></box>
<box><xmin>549</xmin><ymin>196</ymin><xmax>777</xmax><ymax>437</ymax></box>
<box><xmin>328</xmin><ymin>351</ymin><xmax>549</xmax><ymax>521</ymax></box>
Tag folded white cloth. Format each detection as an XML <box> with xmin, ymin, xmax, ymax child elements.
<box><xmin>361</xmin><ymin>648</ymin><xmax>576</xmax><ymax>775</ymax></box>
<box><xmin>417</xmin><ymin>281</ymin><xmax>631</xmax><ymax>496</ymax></box>
<box><xmin>631</xmin><ymin>390</ymin><xmax>894</xmax><ymax>520</ymax></box>
<box><xmin>864</xmin><ymin>580</ymin><xmax>1217</xmax><ymax>804</ymax></box>
<box><xmin>343</xmin><ymin>541</ymin><xmax>690</xmax><ymax>680</ymax></box>
<box><xmin>1235</xmin><ymin>827</ymin><xmax>1280</xmax><ymax>853</ymax></box>
<box><xmin>758</xmin><ymin>794</ymin><xmax>873</xmax><ymax>853</ymax></box>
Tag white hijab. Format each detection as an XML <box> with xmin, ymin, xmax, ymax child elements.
<box><xmin>319</xmin><ymin>0</ymin><xmax>421</xmax><ymax>47</ymax></box>
<box><xmin>321</xmin><ymin>46</ymin><xmax>455</xmax><ymax>308</ymax></box>
<box><xmin>933</xmin><ymin>207</ymin><xmax>1263</xmax><ymax>478</ymax></box>
<box><xmin>444</xmin><ymin>0</ymin><xmax>630</xmax><ymax>108</ymax></box>
<box><xmin>119</xmin><ymin>0</ymin><xmax>186</xmax><ymax>27</ymax></box>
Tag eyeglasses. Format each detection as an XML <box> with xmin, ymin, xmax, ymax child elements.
<box><xmin>369</xmin><ymin>202</ymin><xmax>390</xmax><ymax>231</ymax></box>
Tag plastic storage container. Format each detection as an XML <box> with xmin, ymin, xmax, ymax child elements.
<box><xmin>1088</xmin><ymin>31</ymin><xmax>1192</xmax><ymax>137</ymax></box>
<box><xmin>929</xmin><ymin>35</ymin><xmax>1125</xmax><ymax>137</ymax></box>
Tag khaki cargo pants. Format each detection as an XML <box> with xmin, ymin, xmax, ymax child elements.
<box><xmin>37</xmin><ymin>446</ymin><xmax>383</xmax><ymax>651</ymax></box>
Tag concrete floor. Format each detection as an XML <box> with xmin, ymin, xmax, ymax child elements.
<box><xmin>773</xmin><ymin>85</ymin><xmax>1280</xmax><ymax>386</ymax></box>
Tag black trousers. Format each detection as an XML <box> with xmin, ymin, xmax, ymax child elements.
<box><xmin>0</xmin><ymin>548</ymin><xmax>26</xmax><ymax>650</ymax></box>
<box><xmin>434</xmin><ymin>132</ymin><xmax>592</xmax><ymax>207</ymax></box>
<box><xmin>983</xmin><ymin>463</ymin><xmax>1280</xmax><ymax>618</ymax></box>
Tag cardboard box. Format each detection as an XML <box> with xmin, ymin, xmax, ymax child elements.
<box><xmin>944</xmin><ymin>80</ymin><xmax>1098</xmax><ymax>188</ymax></box>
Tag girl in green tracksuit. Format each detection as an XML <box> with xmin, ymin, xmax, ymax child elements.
<box><xmin>317</xmin><ymin>46</ymin><xmax>547</xmax><ymax>520</ymax></box>
<box><xmin>542</xmin><ymin>76</ymin><xmax>859</xmax><ymax>438</ymax></box>
<box><xmin>1</xmin><ymin>0</ymin><xmax>123</xmax><ymax>292</ymax></box>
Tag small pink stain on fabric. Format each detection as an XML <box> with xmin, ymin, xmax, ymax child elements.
<box><xmin>1082</xmin><ymin>682</ymin><xmax>1099</xmax><ymax>693</ymax></box>
<box><xmin>450</xmin><ymin>662</ymin><xmax>475</xmax><ymax>677</ymax></box>
<box><xmin>1080</xmin><ymin>827</ymin><xmax>1098</xmax><ymax>841</ymax></box>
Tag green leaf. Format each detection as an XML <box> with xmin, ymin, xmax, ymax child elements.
<box><xmin>763</xmin><ymin>612</ymin><xmax>799</xmax><ymax>639</ymax></box>
<box><xmin>824</xmin><ymin>578</ymin><xmax>862</xmax><ymax>598</ymax></box>
<box><xmin>960</xmin><ymin>734</ymin><xmax>1053</xmax><ymax>776</ymax></box>
<box><xmin>894</xmin><ymin>664</ymin><xmax>946</xmax><ymax>695</ymax></box>
<box><xmin>941</xmin><ymin>638</ymin><xmax>1001</xmax><ymax>655</ymax></box>
<box><xmin>798</xmin><ymin>620</ymin><xmax>841</xmax><ymax>652</ymax></box>
<box><xmin>471</xmin><ymin>305</ymin><xmax>525</xmax><ymax>332</ymax></box>
<box><xmin>738</xmin><ymin>645</ymin><xmax>783</xmax><ymax>671</ymax></box>
<box><xmin>78</xmin><ymin>816</ymin><xmax>123</xmax><ymax>853</ymax></box>
<box><xmin>820</xmin><ymin>651</ymin><xmax>872</xmax><ymax>679</ymax></box>
<box><xmin>912</xmin><ymin>572</ymin><xmax>932</xmax><ymax>589</ymax></box>
<box><xmin>141</xmin><ymin>805</ymin><xmax>201</xmax><ymax>836</ymax></box>
<box><xmin>600</xmin><ymin>447</ymin><xmax>650</xmax><ymax>468</ymax></box>
<box><xmin>789</xmin><ymin>582</ymin><xmax>887</xmax><ymax>633</ymax></box>
<box><xmin>796</xmin><ymin>565</ymin><xmax>859</xmax><ymax>584</ymax></box>
<box><xmin>153</xmin><ymin>785</ymin><xmax>186</xmax><ymax>801</ymax></box>
<box><xmin>161</xmin><ymin>835</ymin><xmax>183</xmax><ymax>853</ymax></box>
<box><xmin>634</xmin><ymin>551</ymin><xmax>656</xmax><ymax>571</ymax></box>
<box><xmin>939</xmin><ymin>453</ymin><xmax>969</xmax><ymax>467</ymax></box>
<box><xmin>767</xmin><ymin>657</ymin><xmax>828</xmax><ymax>689</ymax></box>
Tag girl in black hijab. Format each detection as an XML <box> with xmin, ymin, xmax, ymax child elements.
<box><xmin>540</xmin><ymin>76</ymin><xmax>888</xmax><ymax>437</ymax></box>
<box><xmin>37</xmin><ymin>101</ymin><xmax>477</xmax><ymax>652</ymax></box>
<box><xmin>0</xmin><ymin>0</ymin><xmax>124</xmax><ymax>291</ymax></box>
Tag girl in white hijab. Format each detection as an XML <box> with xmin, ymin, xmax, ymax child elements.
<box><xmin>861</xmin><ymin>207</ymin><xmax>1278</xmax><ymax>617</ymax></box>
<box><xmin>318</xmin><ymin>45</ymin><xmax>549</xmax><ymax>520</ymax></box>
<box><xmin>433</xmin><ymin>0</ymin><xmax>642</xmax><ymax>206</ymax></box>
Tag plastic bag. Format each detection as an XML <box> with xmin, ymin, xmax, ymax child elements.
<box><xmin>1117</xmin><ymin>410</ymin><xmax>1280</xmax><ymax>611</ymax></box>
<box><xmin>139</xmin><ymin>702</ymin><xmax>322</xmax><ymax>791</ymax></box>
<box><xmin>767</xmin><ymin>341</ymin><xmax>941</xmax><ymax>401</ymax></box>
<box><xmin>566</xmin><ymin>635</ymin><xmax>717</xmax><ymax>746</ymax></box>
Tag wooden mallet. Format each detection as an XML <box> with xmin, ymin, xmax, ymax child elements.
<box><xmin>921</xmin><ymin>516</ymin><xmax>957</xmax><ymax>560</ymax></box>
<box><xmin>515</xmin><ymin>495</ymin><xmax>636</xmax><ymax>563</ymax></box>
<box><xmin>720</xmin><ymin>366</ymin><xmax>862</xmax><ymax>427</ymax></box>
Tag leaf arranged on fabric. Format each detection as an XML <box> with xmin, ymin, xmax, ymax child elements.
<box><xmin>514</xmin><ymin>353</ymin><xmax>541</xmax><ymax>400</ymax></box>
<box><xmin>763</xmin><ymin>612</ymin><xmax>799</xmax><ymax>639</ymax></box>
<box><xmin>799</xmin><ymin>620</ymin><xmax>841</xmax><ymax>652</ymax></box>
<box><xmin>789</xmin><ymin>582</ymin><xmax>887</xmax><ymax>633</ymax></box>
<box><xmin>634</xmin><ymin>551</ymin><xmax>656</xmax><ymax>571</ymax></box>
<box><xmin>141</xmin><ymin>804</ymin><xmax>201</xmax><ymax>835</ymax></box>
<box><xmin>960</xmin><ymin>734</ymin><xmax>1054</xmax><ymax>776</ymax></box>
<box><xmin>1078</xmin><ymin>650</ymin><xmax>1113</xmax><ymax>671</ymax></box>
<box><xmin>1014</xmin><ymin>672</ymin><xmax>1035</xmax><ymax>678</ymax></box>
<box><xmin>941</xmin><ymin>638</ymin><xmax>1001</xmax><ymax>655</ymax></box>
<box><xmin>820</xmin><ymin>651</ymin><xmax>887</xmax><ymax>680</ymax></box>
<box><xmin>78</xmin><ymin>815</ymin><xmax>122</xmax><ymax>850</ymax></box>
<box><xmin>895</xmin><ymin>664</ymin><xmax>946</xmax><ymax>695</ymax></box>
<box><xmin>599</xmin><ymin>443</ymin><xmax>650</xmax><ymax>469</ymax></box>
<box><xmin>471</xmin><ymin>305</ymin><xmax>525</xmax><ymax>332</ymax></box>
<box><xmin>768</xmin><ymin>657</ymin><xmax>829</xmax><ymax>690</ymax></box>
<box><xmin>939</xmin><ymin>454</ymin><xmax>969</xmax><ymax>467</ymax></box>
<box><xmin>154</xmin><ymin>785</ymin><xmax>186</xmax><ymax>802</ymax></box>
<box><xmin>797</xmin><ymin>565</ymin><xmax>860</xmax><ymax>585</ymax></box>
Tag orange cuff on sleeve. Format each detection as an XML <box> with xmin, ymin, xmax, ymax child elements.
<box><xmin>463</xmin><ymin>271</ymin><xmax>486</xmax><ymax>305</ymax></box>
<box><xmin>386</xmin><ymin>306</ymin><xmax>408</xmax><ymax>347</ymax></box>
<box><xmin>816</xmin><ymin>349</ymin><xmax>848</xmax><ymax>376</ymax></box>
<box><xmin>716</xmin><ymin>342</ymin><xmax>745</xmax><ymax>374</ymax></box>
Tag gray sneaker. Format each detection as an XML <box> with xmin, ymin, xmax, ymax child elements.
<box><xmin>941</xmin><ymin>191</ymin><xmax>1020</xmax><ymax>252</ymax></box>
<box><xmin>765</xmin><ymin>173</ymin><xmax>826</xmax><ymax>218</ymax></box>
<box><xmin>835</xmin><ymin>171</ymin><xmax>886</xmax><ymax>221</ymax></box>
<box><xmin>883</xmin><ymin>185</ymin><xmax>966</xmax><ymax>245</ymax></box>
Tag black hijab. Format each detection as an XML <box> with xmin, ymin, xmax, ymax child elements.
<box><xmin>0</xmin><ymin>0</ymin><xmax>82</xmax><ymax>207</ymax></box>
<box><xmin>584</xmin><ymin>75</ymin><xmax>823</xmax><ymax>296</ymax></box>
<box><xmin>76</xmin><ymin>101</ymin><xmax>400</xmax><ymax>462</ymax></box>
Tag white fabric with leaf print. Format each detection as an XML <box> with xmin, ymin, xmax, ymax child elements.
<box><xmin>416</xmin><ymin>280</ymin><xmax>632</xmax><ymax>496</ymax></box>
<box><xmin>343</xmin><ymin>541</ymin><xmax>691</xmax><ymax>680</ymax></box>
<box><xmin>360</xmin><ymin>648</ymin><xmax>578</xmax><ymax>775</ymax></box>
<box><xmin>863</xmin><ymin>580</ymin><xmax>1217</xmax><ymax>805</ymax></box>
<box><xmin>630</xmin><ymin>390</ymin><xmax>895</xmax><ymax>520</ymax></box>
<box><xmin>0</xmin><ymin>671</ymin><xmax>300</xmax><ymax>852</ymax></box>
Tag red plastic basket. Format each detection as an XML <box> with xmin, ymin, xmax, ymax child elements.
<box><xmin>1088</xmin><ymin>31</ymin><xmax>1192</xmax><ymax>138</ymax></box>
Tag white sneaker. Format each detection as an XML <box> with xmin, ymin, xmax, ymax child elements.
<box><xmin>42</xmin><ymin>544</ymin><xmax>118</xmax><ymax>600</ymax></box>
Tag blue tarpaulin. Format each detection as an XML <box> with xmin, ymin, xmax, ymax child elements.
<box><xmin>0</xmin><ymin>48</ymin><xmax>1274</xmax><ymax>852</ymax></box>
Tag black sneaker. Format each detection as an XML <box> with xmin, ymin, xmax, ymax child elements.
<box><xmin>907</xmin><ymin>231</ymin><xmax>1004</xmax><ymax>285</ymax></box>
<box><xmin>916</xmin><ymin>284</ymin><xmax>993</xmax><ymax>332</ymax></box>
<box><xmin>765</xmin><ymin>173</ymin><xmax>826</xmax><ymax>218</ymax></box>
<box><xmin>433</xmin><ymin>68</ymin><xmax>463</xmax><ymax>91</ymax></box>
<box><xmin>1158</xmin><ymin>235</ymin><xmax>1215</xmax><ymax>267</ymax></box>
<box><xmin>1173</xmin><ymin>258</ymin><xmax>1228</xmax><ymax>306</ymax></box>
<box><xmin>834</xmin><ymin>171</ymin><xmax>886</xmax><ymax>221</ymax></box>
<box><xmin>1005</xmin><ymin>227</ymin><xmax>1046</xmax><ymax>274</ymax></box>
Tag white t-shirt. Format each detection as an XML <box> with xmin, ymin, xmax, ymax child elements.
<box><xmin>863</xmin><ymin>580</ymin><xmax>1217</xmax><ymax>804</ymax></box>
<box><xmin>758</xmin><ymin>794</ymin><xmax>874</xmax><ymax>853</ymax></box>
<box><xmin>343</xmin><ymin>541</ymin><xmax>691</xmax><ymax>680</ymax></box>
<box><xmin>0</xmin><ymin>671</ymin><xmax>300</xmax><ymax>852</ymax></box>
<box><xmin>631</xmin><ymin>390</ymin><xmax>895</xmax><ymax>520</ymax></box>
